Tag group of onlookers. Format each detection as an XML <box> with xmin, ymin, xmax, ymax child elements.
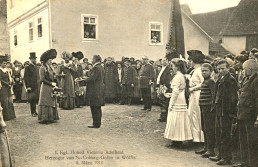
<box><xmin>0</xmin><ymin>47</ymin><xmax>258</xmax><ymax>167</ymax></box>
<box><xmin>161</xmin><ymin>48</ymin><xmax>258</xmax><ymax>167</ymax></box>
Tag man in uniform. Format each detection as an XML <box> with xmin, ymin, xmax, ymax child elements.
<box><xmin>24</xmin><ymin>52</ymin><xmax>40</xmax><ymax>117</ymax></box>
<box><xmin>139</xmin><ymin>56</ymin><xmax>155</xmax><ymax>111</ymax></box>
<box><xmin>120</xmin><ymin>58</ymin><xmax>136</xmax><ymax>105</ymax></box>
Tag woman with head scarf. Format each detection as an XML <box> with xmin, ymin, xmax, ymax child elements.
<box><xmin>38</xmin><ymin>49</ymin><xmax>59</xmax><ymax>124</ymax></box>
<box><xmin>0</xmin><ymin>55</ymin><xmax>16</xmax><ymax>121</ymax></box>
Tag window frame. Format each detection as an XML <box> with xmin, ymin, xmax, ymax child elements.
<box><xmin>81</xmin><ymin>14</ymin><xmax>98</xmax><ymax>41</ymax></box>
<box><xmin>149</xmin><ymin>22</ymin><xmax>163</xmax><ymax>46</ymax></box>
<box><xmin>29</xmin><ymin>21</ymin><xmax>34</xmax><ymax>42</ymax></box>
<box><xmin>14</xmin><ymin>29</ymin><xmax>18</xmax><ymax>47</ymax></box>
<box><xmin>37</xmin><ymin>17</ymin><xmax>43</xmax><ymax>38</ymax></box>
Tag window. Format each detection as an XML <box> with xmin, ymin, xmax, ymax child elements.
<box><xmin>81</xmin><ymin>14</ymin><xmax>98</xmax><ymax>40</ymax></box>
<box><xmin>149</xmin><ymin>22</ymin><xmax>163</xmax><ymax>45</ymax></box>
<box><xmin>37</xmin><ymin>17</ymin><xmax>42</xmax><ymax>38</ymax></box>
<box><xmin>29</xmin><ymin>22</ymin><xmax>34</xmax><ymax>41</ymax></box>
<box><xmin>14</xmin><ymin>29</ymin><xmax>17</xmax><ymax>46</ymax></box>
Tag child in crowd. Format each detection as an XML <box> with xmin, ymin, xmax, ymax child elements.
<box><xmin>195</xmin><ymin>63</ymin><xmax>216</xmax><ymax>158</ymax></box>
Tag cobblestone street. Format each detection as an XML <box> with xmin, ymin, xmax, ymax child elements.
<box><xmin>6</xmin><ymin>103</ymin><xmax>225</xmax><ymax>167</ymax></box>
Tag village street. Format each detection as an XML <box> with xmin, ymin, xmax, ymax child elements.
<box><xmin>5</xmin><ymin>103</ymin><xmax>227</xmax><ymax>167</ymax></box>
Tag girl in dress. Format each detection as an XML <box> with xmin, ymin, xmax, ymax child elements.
<box><xmin>164</xmin><ymin>60</ymin><xmax>193</xmax><ymax>147</ymax></box>
<box><xmin>187</xmin><ymin>50</ymin><xmax>205</xmax><ymax>143</ymax></box>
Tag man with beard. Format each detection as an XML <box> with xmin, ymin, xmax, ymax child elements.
<box><xmin>139</xmin><ymin>56</ymin><xmax>155</xmax><ymax>111</ymax></box>
<box><xmin>104</xmin><ymin>57</ymin><xmax>119</xmax><ymax>103</ymax></box>
<box><xmin>24</xmin><ymin>52</ymin><xmax>40</xmax><ymax>117</ymax></box>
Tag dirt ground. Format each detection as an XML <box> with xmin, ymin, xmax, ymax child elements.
<box><xmin>5</xmin><ymin>103</ymin><xmax>229</xmax><ymax>167</ymax></box>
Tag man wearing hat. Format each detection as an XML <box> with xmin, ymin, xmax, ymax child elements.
<box><xmin>120</xmin><ymin>58</ymin><xmax>136</xmax><ymax>105</ymax></box>
<box><xmin>24</xmin><ymin>52</ymin><xmax>40</xmax><ymax>117</ymax></box>
<box><xmin>139</xmin><ymin>56</ymin><xmax>155</xmax><ymax>111</ymax></box>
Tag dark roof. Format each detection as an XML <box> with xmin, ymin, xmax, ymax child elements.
<box><xmin>209</xmin><ymin>42</ymin><xmax>233</xmax><ymax>57</ymax></box>
<box><xmin>221</xmin><ymin>0</ymin><xmax>258</xmax><ymax>36</ymax></box>
<box><xmin>190</xmin><ymin>7</ymin><xmax>235</xmax><ymax>40</ymax></box>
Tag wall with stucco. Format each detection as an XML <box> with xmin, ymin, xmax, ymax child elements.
<box><xmin>9</xmin><ymin>8</ymin><xmax>50</xmax><ymax>62</ymax></box>
<box><xmin>50</xmin><ymin>0</ymin><xmax>172</xmax><ymax>62</ymax></box>
<box><xmin>222</xmin><ymin>36</ymin><xmax>246</xmax><ymax>55</ymax></box>
<box><xmin>182</xmin><ymin>14</ymin><xmax>210</xmax><ymax>57</ymax></box>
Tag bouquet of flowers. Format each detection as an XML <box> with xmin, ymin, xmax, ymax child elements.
<box><xmin>156</xmin><ymin>85</ymin><xmax>168</xmax><ymax>98</ymax></box>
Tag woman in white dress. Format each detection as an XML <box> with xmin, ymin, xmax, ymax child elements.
<box><xmin>187</xmin><ymin>50</ymin><xmax>205</xmax><ymax>142</ymax></box>
<box><xmin>164</xmin><ymin>60</ymin><xmax>193</xmax><ymax>146</ymax></box>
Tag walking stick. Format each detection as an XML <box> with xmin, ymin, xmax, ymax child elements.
<box><xmin>4</xmin><ymin>129</ymin><xmax>13</xmax><ymax>167</ymax></box>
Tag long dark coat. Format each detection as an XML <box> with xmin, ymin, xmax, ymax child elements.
<box><xmin>139</xmin><ymin>64</ymin><xmax>155</xmax><ymax>88</ymax></box>
<box><xmin>158</xmin><ymin>66</ymin><xmax>172</xmax><ymax>88</ymax></box>
<box><xmin>104</xmin><ymin>62</ymin><xmax>118</xmax><ymax>98</ymax></box>
<box><xmin>24</xmin><ymin>63</ymin><xmax>40</xmax><ymax>101</ymax></box>
<box><xmin>121</xmin><ymin>66</ymin><xmax>136</xmax><ymax>85</ymax></box>
<box><xmin>85</xmin><ymin>63</ymin><xmax>105</xmax><ymax>106</ymax></box>
<box><xmin>214</xmin><ymin>72</ymin><xmax>238</xmax><ymax>117</ymax></box>
<box><xmin>237</xmin><ymin>73</ymin><xmax>258</xmax><ymax>122</ymax></box>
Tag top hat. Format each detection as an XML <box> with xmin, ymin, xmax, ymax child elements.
<box><xmin>29</xmin><ymin>52</ymin><xmax>37</xmax><ymax>59</ymax></box>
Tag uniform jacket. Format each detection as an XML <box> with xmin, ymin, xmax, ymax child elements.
<box><xmin>214</xmin><ymin>72</ymin><xmax>238</xmax><ymax>117</ymax></box>
<box><xmin>24</xmin><ymin>63</ymin><xmax>40</xmax><ymax>101</ymax></box>
<box><xmin>158</xmin><ymin>66</ymin><xmax>172</xmax><ymax>88</ymax></box>
<box><xmin>237</xmin><ymin>73</ymin><xmax>258</xmax><ymax>122</ymax></box>
<box><xmin>85</xmin><ymin>63</ymin><xmax>105</xmax><ymax>106</ymax></box>
<box><xmin>139</xmin><ymin>64</ymin><xmax>155</xmax><ymax>88</ymax></box>
<box><xmin>121</xmin><ymin>66</ymin><xmax>136</xmax><ymax>85</ymax></box>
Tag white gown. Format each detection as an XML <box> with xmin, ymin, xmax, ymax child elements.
<box><xmin>188</xmin><ymin>67</ymin><xmax>204</xmax><ymax>142</ymax></box>
<box><xmin>164</xmin><ymin>72</ymin><xmax>193</xmax><ymax>141</ymax></box>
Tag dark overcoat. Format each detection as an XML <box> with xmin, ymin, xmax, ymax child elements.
<box><xmin>214</xmin><ymin>72</ymin><xmax>238</xmax><ymax>117</ymax></box>
<box><xmin>24</xmin><ymin>63</ymin><xmax>40</xmax><ymax>101</ymax></box>
<box><xmin>104</xmin><ymin>62</ymin><xmax>119</xmax><ymax>98</ymax></box>
<box><xmin>85</xmin><ymin>63</ymin><xmax>105</xmax><ymax>106</ymax></box>
<box><xmin>121</xmin><ymin>66</ymin><xmax>136</xmax><ymax>85</ymax></box>
<box><xmin>159</xmin><ymin>66</ymin><xmax>172</xmax><ymax>88</ymax></box>
<box><xmin>237</xmin><ymin>73</ymin><xmax>258</xmax><ymax>122</ymax></box>
<box><xmin>139</xmin><ymin>64</ymin><xmax>155</xmax><ymax>88</ymax></box>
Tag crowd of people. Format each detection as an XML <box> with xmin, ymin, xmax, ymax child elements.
<box><xmin>0</xmin><ymin>47</ymin><xmax>258</xmax><ymax>167</ymax></box>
